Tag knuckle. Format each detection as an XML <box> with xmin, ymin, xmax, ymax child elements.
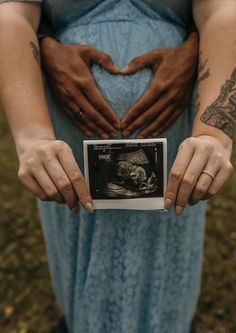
<box><xmin>227</xmin><ymin>162</ymin><xmax>234</xmax><ymax>174</ymax></box>
<box><xmin>77</xmin><ymin>77</ymin><xmax>91</xmax><ymax>89</ymax></box>
<box><xmin>182</xmin><ymin>174</ymin><xmax>195</xmax><ymax>187</ymax></box>
<box><xmin>207</xmin><ymin>188</ymin><xmax>217</xmax><ymax>197</ymax></box>
<box><xmin>55</xmin><ymin>140</ymin><xmax>70</xmax><ymax>153</ymax></box>
<box><xmin>46</xmin><ymin>187</ymin><xmax>58</xmax><ymax>199</ymax></box>
<box><xmin>71</xmin><ymin>171</ymin><xmax>83</xmax><ymax>184</ymax></box>
<box><xmin>59</xmin><ymin>180</ymin><xmax>72</xmax><ymax>193</ymax></box>
<box><xmin>202</xmin><ymin>141</ymin><xmax>214</xmax><ymax>152</ymax></box>
<box><xmin>182</xmin><ymin>137</ymin><xmax>195</xmax><ymax>148</ymax></box>
<box><xmin>35</xmin><ymin>144</ymin><xmax>47</xmax><ymax>156</ymax></box>
<box><xmin>18</xmin><ymin>168</ymin><xmax>27</xmax><ymax>180</ymax></box>
<box><xmin>195</xmin><ymin>185</ymin><xmax>207</xmax><ymax>196</ymax></box>
<box><xmin>170</xmin><ymin>169</ymin><xmax>182</xmax><ymax>182</ymax></box>
<box><xmin>213</xmin><ymin>152</ymin><xmax>223</xmax><ymax>163</ymax></box>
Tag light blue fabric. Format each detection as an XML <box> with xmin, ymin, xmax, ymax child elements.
<box><xmin>36</xmin><ymin>1</ymin><xmax>206</xmax><ymax>332</ymax></box>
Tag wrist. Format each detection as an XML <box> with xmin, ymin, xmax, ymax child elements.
<box><xmin>15</xmin><ymin>130</ymin><xmax>56</xmax><ymax>157</ymax></box>
<box><xmin>192</xmin><ymin>129</ymin><xmax>233</xmax><ymax>154</ymax></box>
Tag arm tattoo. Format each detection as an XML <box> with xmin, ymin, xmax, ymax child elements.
<box><xmin>197</xmin><ymin>51</ymin><xmax>210</xmax><ymax>85</ymax></box>
<box><xmin>195</xmin><ymin>51</ymin><xmax>210</xmax><ymax>113</ymax></box>
<box><xmin>201</xmin><ymin>68</ymin><xmax>236</xmax><ymax>138</ymax></box>
<box><xmin>29</xmin><ymin>41</ymin><xmax>41</xmax><ymax>67</ymax></box>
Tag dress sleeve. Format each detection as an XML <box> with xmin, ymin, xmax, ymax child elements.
<box><xmin>0</xmin><ymin>0</ymin><xmax>42</xmax><ymax>3</ymax></box>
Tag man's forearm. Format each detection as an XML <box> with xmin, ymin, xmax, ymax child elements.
<box><xmin>0</xmin><ymin>4</ymin><xmax>55</xmax><ymax>156</ymax></box>
<box><xmin>192</xmin><ymin>0</ymin><xmax>236</xmax><ymax>149</ymax></box>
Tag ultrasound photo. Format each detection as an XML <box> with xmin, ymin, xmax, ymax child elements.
<box><xmin>84</xmin><ymin>139</ymin><xmax>167</xmax><ymax>210</ymax></box>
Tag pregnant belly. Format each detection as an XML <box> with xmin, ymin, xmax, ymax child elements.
<box><xmin>58</xmin><ymin>20</ymin><xmax>185</xmax><ymax>117</ymax></box>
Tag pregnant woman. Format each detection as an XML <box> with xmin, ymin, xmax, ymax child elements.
<box><xmin>0</xmin><ymin>1</ymin><xmax>234</xmax><ymax>333</ymax></box>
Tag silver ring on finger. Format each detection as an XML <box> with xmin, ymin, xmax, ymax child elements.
<box><xmin>74</xmin><ymin>109</ymin><xmax>84</xmax><ymax>121</ymax></box>
<box><xmin>201</xmin><ymin>170</ymin><xmax>215</xmax><ymax>181</ymax></box>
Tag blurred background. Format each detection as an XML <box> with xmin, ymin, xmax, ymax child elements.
<box><xmin>0</xmin><ymin>108</ymin><xmax>236</xmax><ymax>333</ymax></box>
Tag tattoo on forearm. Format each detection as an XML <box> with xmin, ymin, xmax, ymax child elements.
<box><xmin>197</xmin><ymin>51</ymin><xmax>210</xmax><ymax>85</ymax></box>
<box><xmin>201</xmin><ymin>68</ymin><xmax>236</xmax><ymax>138</ymax></box>
<box><xmin>196</xmin><ymin>51</ymin><xmax>210</xmax><ymax>113</ymax></box>
<box><xmin>29</xmin><ymin>41</ymin><xmax>41</xmax><ymax>67</ymax></box>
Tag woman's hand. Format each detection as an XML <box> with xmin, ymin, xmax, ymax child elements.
<box><xmin>164</xmin><ymin>135</ymin><xmax>233</xmax><ymax>215</ymax></box>
<box><xmin>18</xmin><ymin>139</ymin><xmax>94</xmax><ymax>213</ymax></box>
<box><xmin>120</xmin><ymin>32</ymin><xmax>199</xmax><ymax>138</ymax></box>
<box><xmin>40</xmin><ymin>38</ymin><xmax>121</xmax><ymax>139</ymax></box>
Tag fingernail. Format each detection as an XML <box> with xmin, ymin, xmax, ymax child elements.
<box><xmin>175</xmin><ymin>205</ymin><xmax>184</xmax><ymax>215</ymax></box>
<box><xmin>164</xmin><ymin>199</ymin><xmax>173</xmax><ymax>210</ymax></box>
<box><xmin>84</xmin><ymin>202</ymin><xmax>94</xmax><ymax>213</ymax></box>
<box><xmin>71</xmin><ymin>205</ymin><xmax>80</xmax><ymax>214</ymax></box>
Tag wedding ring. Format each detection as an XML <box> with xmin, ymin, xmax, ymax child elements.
<box><xmin>201</xmin><ymin>170</ymin><xmax>215</xmax><ymax>181</ymax></box>
<box><xmin>74</xmin><ymin>109</ymin><xmax>84</xmax><ymax>120</ymax></box>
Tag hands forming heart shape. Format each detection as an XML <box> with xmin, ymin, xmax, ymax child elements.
<box><xmin>40</xmin><ymin>32</ymin><xmax>198</xmax><ymax>139</ymax></box>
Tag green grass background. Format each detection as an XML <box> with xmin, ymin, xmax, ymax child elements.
<box><xmin>0</xmin><ymin>109</ymin><xmax>236</xmax><ymax>333</ymax></box>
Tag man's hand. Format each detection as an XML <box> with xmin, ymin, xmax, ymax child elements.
<box><xmin>40</xmin><ymin>38</ymin><xmax>121</xmax><ymax>139</ymax></box>
<box><xmin>120</xmin><ymin>32</ymin><xmax>199</xmax><ymax>138</ymax></box>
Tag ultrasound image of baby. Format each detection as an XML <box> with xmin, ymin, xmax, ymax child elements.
<box><xmin>103</xmin><ymin>149</ymin><xmax>158</xmax><ymax>198</ymax></box>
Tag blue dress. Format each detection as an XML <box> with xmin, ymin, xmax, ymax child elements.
<box><xmin>1</xmin><ymin>0</ymin><xmax>206</xmax><ymax>332</ymax></box>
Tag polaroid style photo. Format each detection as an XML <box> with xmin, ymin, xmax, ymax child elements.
<box><xmin>83</xmin><ymin>138</ymin><xmax>167</xmax><ymax>210</ymax></box>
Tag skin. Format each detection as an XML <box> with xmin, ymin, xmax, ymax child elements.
<box><xmin>0</xmin><ymin>3</ymin><xmax>93</xmax><ymax>213</ymax></box>
<box><xmin>0</xmin><ymin>1</ymin><xmax>234</xmax><ymax>215</ymax></box>
<box><xmin>120</xmin><ymin>31</ymin><xmax>199</xmax><ymax>138</ymax></box>
<box><xmin>40</xmin><ymin>31</ymin><xmax>199</xmax><ymax>139</ymax></box>
<box><xmin>165</xmin><ymin>0</ymin><xmax>235</xmax><ymax>214</ymax></box>
<box><xmin>40</xmin><ymin>38</ymin><xmax>121</xmax><ymax>139</ymax></box>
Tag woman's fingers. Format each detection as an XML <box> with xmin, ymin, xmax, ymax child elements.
<box><xmin>18</xmin><ymin>170</ymin><xmax>48</xmax><ymax>201</ymax></box>
<box><xmin>165</xmin><ymin>136</ymin><xmax>233</xmax><ymax>215</ymax></box>
<box><xmin>165</xmin><ymin>140</ymin><xmax>195</xmax><ymax>208</ymax></box>
<box><xmin>30</xmin><ymin>165</ymin><xmax>65</xmax><ymax>204</ymax></box>
<box><xmin>56</xmin><ymin>142</ymin><xmax>94</xmax><ymax>212</ymax></box>
<box><xmin>200</xmin><ymin>163</ymin><xmax>233</xmax><ymax>201</ymax></box>
<box><xmin>43</xmin><ymin>157</ymin><xmax>79</xmax><ymax>210</ymax></box>
<box><xmin>189</xmin><ymin>164</ymin><xmax>220</xmax><ymax>205</ymax></box>
<box><xmin>174</xmin><ymin>151</ymin><xmax>209</xmax><ymax>214</ymax></box>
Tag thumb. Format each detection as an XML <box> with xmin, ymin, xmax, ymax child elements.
<box><xmin>120</xmin><ymin>52</ymin><xmax>159</xmax><ymax>75</ymax></box>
